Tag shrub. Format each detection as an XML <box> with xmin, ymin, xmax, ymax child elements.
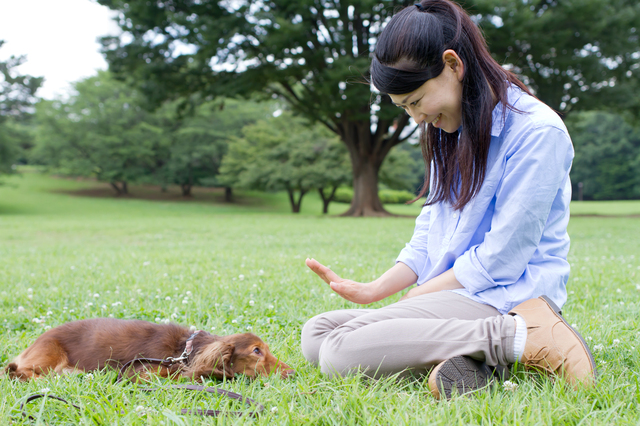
<box><xmin>332</xmin><ymin>187</ymin><xmax>416</xmax><ymax>204</ymax></box>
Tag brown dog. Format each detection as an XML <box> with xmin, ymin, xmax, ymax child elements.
<box><xmin>3</xmin><ymin>318</ymin><xmax>294</xmax><ymax>381</ymax></box>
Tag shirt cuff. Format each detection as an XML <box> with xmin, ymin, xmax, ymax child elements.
<box><xmin>453</xmin><ymin>247</ymin><xmax>497</xmax><ymax>295</ymax></box>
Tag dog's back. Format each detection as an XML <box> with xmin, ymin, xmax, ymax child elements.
<box><xmin>4</xmin><ymin>318</ymin><xmax>190</xmax><ymax>380</ymax></box>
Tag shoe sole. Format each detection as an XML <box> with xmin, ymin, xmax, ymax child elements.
<box><xmin>429</xmin><ymin>356</ymin><xmax>504</xmax><ymax>400</ymax></box>
<box><xmin>538</xmin><ymin>295</ymin><xmax>598</xmax><ymax>380</ymax></box>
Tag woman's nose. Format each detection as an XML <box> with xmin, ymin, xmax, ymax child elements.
<box><xmin>409</xmin><ymin>108</ymin><xmax>426</xmax><ymax>125</ymax></box>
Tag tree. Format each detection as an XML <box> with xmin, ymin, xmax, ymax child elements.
<box><xmin>0</xmin><ymin>40</ymin><xmax>42</xmax><ymax>176</ymax></box>
<box><xmin>32</xmin><ymin>72</ymin><xmax>165</xmax><ymax>194</ymax></box>
<box><xmin>158</xmin><ymin>98</ymin><xmax>276</xmax><ymax>197</ymax></box>
<box><xmin>219</xmin><ymin>113</ymin><xmax>351</xmax><ymax>213</ymax></box>
<box><xmin>96</xmin><ymin>0</ymin><xmax>640</xmax><ymax>214</ymax></box>
<box><xmin>473</xmin><ymin>0</ymin><xmax>640</xmax><ymax>116</ymax></box>
<box><xmin>567</xmin><ymin>111</ymin><xmax>640</xmax><ymax>200</ymax></box>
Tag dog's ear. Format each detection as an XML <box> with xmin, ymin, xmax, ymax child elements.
<box><xmin>183</xmin><ymin>341</ymin><xmax>235</xmax><ymax>380</ymax></box>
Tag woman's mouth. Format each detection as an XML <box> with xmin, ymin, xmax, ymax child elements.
<box><xmin>430</xmin><ymin>114</ymin><xmax>442</xmax><ymax>127</ymax></box>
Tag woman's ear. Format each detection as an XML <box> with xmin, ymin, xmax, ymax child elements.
<box><xmin>442</xmin><ymin>49</ymin><xmax>464</xmax><ymax>81</ymax></box>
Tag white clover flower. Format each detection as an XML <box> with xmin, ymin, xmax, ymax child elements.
<box><xmin>70</xmin><ymin>266</ymin><xmax>75</xmax><ymax>270</ymax></box>
<box><xmin>165</xmin><ymin>296</ymin><xmax>171</xmax><ymax>301</ymax></box>
<box><xmin>46</xmin><ymin>311</ymin><xmax>53</xmax><ymax>316</ymax></box>
<box><xmin>503</xmin><ymin>380</ymin><xmax>518</xmax><ymax>392</ymax></box>
<box><xmin>239</xmin><ymin>274</ymin><xmax>245</xmax><ymax>281</ymax></box>
<box><xmin>108</xmin><ymin>314</ymin><xmax>114</xmax><ymax>318</ymax></box>
<box><xmin>613</xmin><ymin>339</ymin><xmax>620</xmax><ymax>346</ymax></box>
<box><xmin>27</xmin><ymin>295</ymin><xmax>33</xmax><ymax>300</ymax></box>
<box><xmin>112</xmin><ymin>301</ymin><xmax>122</xmax><ymax>306</ymax></box>
<box><xmin>155</xmin><ymin>318</ymin><xmax>161</xmax><ymax>322</ymax></box>
<box><xmin>189</xmin><ymin>325</ymin><xmax>197</xmax><ymax>331</ymax></box>
<box><xmin>84</xmin><ymin>373</ymin><xmax>94</xmax><ymax>382</ymax></box>
<box><xmin>249</xmin><ymin>300</ymin><xmax>255</xmax><ymax>306</ymax></box>
<box><xmin>143</xmin><ymin>261</ymin><xmax>150</xmax><ymax>266</ymax></box>
<box><xmin>593</xmin><ymin>344</ymin><xmax>604</xmax><ymax>351</ymax></box>
<box><xmin>258</xmin><ymin>269</ymin><xmax>264</xmax><ymax>276</ymax></box>
<box><xmin>18</xmin><ymin>306</ymin><xmax>25</xmax><ymax>312</ymax></box>
<box><xmin>271</xmin><ymin>407</ymin><xmax>278</xmax><ymax>413</ymax></box>
<box><xmin>636</xmin><ymin>284</ymin><xmax>640</xmax><ymax>291</ymax></box>
<box><xmin>162</xmin><ymin>319</ymin><xmax>170</xmax><ymax>324</ymax></box>
<box><xmin>231</xmin><ymin>319</ymin><xmax>237</xmax><ymax>324</ymax></box>
<box><xmin>171</xmin><ymin>313</ymin><xmax>178</xmax><ymax>319</ymax></box>
<box><xmin>163</xmin><ymin>273</ymin><xmax>168</xmax><ymax>277</ymax></box>
<box><xmin>87</xmin><ymin>302</ymin><xmax>93</xmax><ymax>307</ymax></box>
<box><xmin>27</xmin><ymin>288</ymin><xmax>33</xmax><ymax>293</ymax></box>
<box><xmin>211</xmin><ymin>326</ymin><xmax>216</xmax><ymax>331</ymax></box>
<box><xmin>182</xmin><ymin>300</ymin><xmax>188</xmax><ymax>305</ymax></box>
<box><xmin>269</xmin><ymin>304</ymin><xmax>274</xmax><ymax>309</ymax></box>
<box><xmin>93</xmin><ymin>293</ymin><xmax>100</xmax><ymax>298</ymax></box>
<box><xmin>40</xmin><ymin>388</ymin><xmax>51</xmax><ymax>393</ymax></box>
<box><xmin>616</xmin><ymin>288</ymin><xmax>622</xmax><ymax>293</ymax></box>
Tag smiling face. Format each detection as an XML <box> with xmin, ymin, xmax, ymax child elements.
<box><xmin>388</xmin><ymin>50</ymin><xmax>464</xmax><ymax>134</ymax></box>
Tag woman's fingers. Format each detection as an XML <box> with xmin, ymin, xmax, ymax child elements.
<box><xmin>305</xmin><ymin>258</ymin><xmax>342</xmax><ymax>285</ymax></box>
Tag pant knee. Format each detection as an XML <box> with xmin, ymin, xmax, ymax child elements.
<box><xmin>301</xmin><ymin>314</ymin><xmax>332</xmax><ymax>364</ymax></box>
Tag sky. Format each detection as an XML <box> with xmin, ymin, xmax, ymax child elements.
<box><xmin>0</xmin><ymin>0</ymin><xmax>120</xmax><ymax>99</ymax></box>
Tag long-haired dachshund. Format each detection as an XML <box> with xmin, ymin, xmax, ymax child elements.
<box><xmin>3</xmin><ymin>318</ymin><xmax>294</xmax><ymax>381</ymax></box>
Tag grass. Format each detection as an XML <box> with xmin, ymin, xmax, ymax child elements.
<box><xmin>1</xmin><ymin>172</ymin><xmax>639</xmax><ymax>425</ymax></box>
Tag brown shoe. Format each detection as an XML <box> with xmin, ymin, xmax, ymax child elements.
<box><xmin>509</xmin><ymin>295</ymin><xmax>596</xmax><ymax>387</ymax></box>
<box><xmin>428</xmin><ymin>356</ymin><xmax>509</xmax><ymax>400</ymax></box>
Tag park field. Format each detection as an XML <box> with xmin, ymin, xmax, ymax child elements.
<box><xmin>1</xmin><ymin>172</ymin><xmax>639</xmax><ymax>425</ymax></box>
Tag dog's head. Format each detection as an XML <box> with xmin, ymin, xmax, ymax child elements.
<box><xmin>184</xmin><ymin>333</ymin><xmax>294</xmax><ymax>380</ymax></box>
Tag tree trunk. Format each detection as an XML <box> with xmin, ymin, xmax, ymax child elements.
<box><xmin>181</xmin><ymin>183</ymin><xmax>192</xmax><ymax>197</ymax></box>
<box><xmin>341</xmin><ymin>155</ymin><xmax>388</xmax><ymax>217</ymax></box>
<box><xmin>287</xmin><ymin>188</ymin><xmax>306</xmax><ymax>213</ymax></box>
<box><xmin>110</xmin><ymin>181</ymin><xmax>122</xmax><ymax>195</ymax></box>
<box><xmin>333</xmin><ymin>113</ymin><xmax>411</xmax><ymax>217</ymax></box>
<box><xmin>224</xmin><ymin>187</ymin><xmax>233</xmax><ymax>202</ymax></box>
<box><xmin>110</xmin><ymin>181</ymin><xmax>128</xmax><ymax>195</ymax></box>
<box><xmin>318</xmin><ymin>186</ymin><xmax>338</xmax><ymax>214</ymax></box>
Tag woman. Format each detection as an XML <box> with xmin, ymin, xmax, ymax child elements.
<box><xmin>301</xmin><ymin>0</ymin><xmax>596</xmax><ymax>400</ymax></box>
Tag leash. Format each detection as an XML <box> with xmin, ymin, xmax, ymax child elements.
<box><xmin>17</xmin><ymin>382</ymin><xmax>264</xmax><ymax>420</ymax></box>
<box><xmin>17</xmin><ymin>341</ymin><xmax>264</xmax><ymax>421</ymax></box>
<box><xmin>17</xmin><ymin>384</ymin><xmax>264</xmax><ymax>420</ymax></box>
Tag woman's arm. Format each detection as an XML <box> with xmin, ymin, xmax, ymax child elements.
<box><xmin>399</xmin><ymin>268</ymin><xmax>463</xmax><ymax>301</ymax></box>
<box><xmin>306</xmin><ymin>258</ymin><xmax>418</xmax><ymax>304</ymax></box>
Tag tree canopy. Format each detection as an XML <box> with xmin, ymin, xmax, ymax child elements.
<box><xmin>219</xmin><ymin>112</ymin><xmax>351</xmax><ymax>213</ymax></box>
<box><xmin>97</xmin><ymin>0</ymin><xmax>640</xmax><ymax>214</ymax></box>
<box><xmin>567</xmin><ymin>111</ymin><xmax>640</xmax><ymax>200</ymax></box>
<box><xmin>0</xmin><ymin>40</ymin><xmax>42</xmax><ymax>176</ymax></box>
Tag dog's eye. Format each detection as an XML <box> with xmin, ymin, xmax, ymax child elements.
<box><xmin>253</xmin><ymin>348</ymin><xmax>262</xmax><ymax>355</ymax></box>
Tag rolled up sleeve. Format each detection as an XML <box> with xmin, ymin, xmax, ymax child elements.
<box><xmin>396</xmin><ymin>205</ymin><xmax>431</xmax><ymax>278</ymax></box>
<box><xmin>453</xmin><ymin>124</ymin><xmax>573</xmax><ymax>295</ymax></box>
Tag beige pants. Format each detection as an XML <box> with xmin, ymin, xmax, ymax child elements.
<box><xmin>301</xmin><ymin>291</ymin><xmax>517</xmax><ymax>378</ymax></box>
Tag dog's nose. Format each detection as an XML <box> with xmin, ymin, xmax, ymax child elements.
<box><xmin>282</xmin><ymin>368</ymin><xmax>296</xmax><ymax>379</ymax></box>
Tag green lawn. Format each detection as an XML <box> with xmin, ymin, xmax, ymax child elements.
<box><xmin>1</xmin><ymin>172</ymin><xmax>639</xmax><ymax>425</ymax></box>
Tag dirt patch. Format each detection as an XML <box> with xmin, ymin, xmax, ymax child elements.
<box><xmin>55</xmin><ymin>181</ymin><xmax>263</xmax><ymax>206</ymax></box>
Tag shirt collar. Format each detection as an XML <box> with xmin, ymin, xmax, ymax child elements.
<box><xmin>490</xmin><ymin>84</ymin><xmax>524</xmax><ymax>137</ymax></box>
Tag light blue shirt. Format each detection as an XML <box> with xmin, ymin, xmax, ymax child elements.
<box><xmin>397</xmin><ymin>86</ymin><xmax>574</xmax><ymax>314</ymax></box>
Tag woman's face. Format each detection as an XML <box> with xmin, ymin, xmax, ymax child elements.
<box><xmin>388</xmin><ymin>50</ymin><xmax>464</xmax><ymax>133</ymax></box>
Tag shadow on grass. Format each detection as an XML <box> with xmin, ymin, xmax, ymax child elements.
<box><xmin>54</xmin><ymin>181</ymin><xmax>269</xmax><ymax>208</ymax></box>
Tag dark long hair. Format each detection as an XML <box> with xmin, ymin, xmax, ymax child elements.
<box><xmin>370</xmin><ymin>0</ymin><xmax>532</xmax><ymax>210</ymax></box>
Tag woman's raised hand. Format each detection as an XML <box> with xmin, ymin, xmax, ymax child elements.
<box><xmin>305</xmin><ymin>258</ymin><xmax>378</xmax><ymax>305</ymax></box>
